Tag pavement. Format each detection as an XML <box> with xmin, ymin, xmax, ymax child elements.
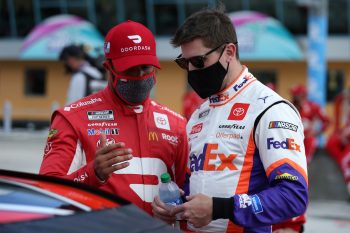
<box><xmin>0</xmin><ymin>129</ymin><xmax>350</xmax><ymax>232</ymax></box>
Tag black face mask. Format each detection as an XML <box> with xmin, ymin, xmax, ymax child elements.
<box><xmin>188</xmin><ymin>61</ymin><xmax>228</xmax><ymax>99</ymax></box>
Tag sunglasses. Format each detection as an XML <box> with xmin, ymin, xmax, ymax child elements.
<box><xmin>175</xmin><ymin>43</ymin><xmax>227</xmax><ymax>70</ymax></box>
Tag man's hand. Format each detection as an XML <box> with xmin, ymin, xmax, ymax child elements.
<box><xmin>172</xmin><ymin>193</ymin><xmax>212</xmax><ymax>228</ymax></box>
<box><xmin>94</xmin><ymin>133</ymin><xmax>133</xmax><ymax>181</ymax></box>
<box><xmin>152</xmin><ymin>195</ymin><xmax>177</xmax><ymax>224</ymax></box>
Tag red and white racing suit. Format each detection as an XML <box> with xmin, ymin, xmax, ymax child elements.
<box><xmin>326</xmin><ymin>91</ymin><xmax>350</xmax><ymax>196</ymax></box>
<box><xmin>185</xmin><ymin>67</ymin><xmax>308</xmax><ymax>233</ymax></box>
<box><xmin>296</xmin><ymin>100</ymin><xmax>330</xmax><ymax>163</ymax></box>
<box><xmin>40</xmin><ymin>87</ymin><xmax>188</xmax><ymax>215</ymax></box>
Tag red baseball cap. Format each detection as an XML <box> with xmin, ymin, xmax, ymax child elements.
<box><xmin>290</xmin><ymin>84</ymin><xmax>307</xmax><ymax>96</ymax></box>
<box><xmin>104</xmin><ymin>20</ymin><xmax>161</xmax><ymax>72</ymax></box>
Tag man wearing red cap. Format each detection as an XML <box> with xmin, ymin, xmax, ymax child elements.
<box><xmin>326</xmin><ymin>89</ymin><xmax>350</xmax><ymax>198</ymax></box>
<box><xmin>290</xmin><ymin>84</ymin><xmax>330</xmax><ymax>163</ymax></box>
<box><xmin>39</xmin><ymin>20</ymin><xmax>188</xmax><ymax>215</ymax></box>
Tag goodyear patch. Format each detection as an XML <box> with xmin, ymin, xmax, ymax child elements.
<box><xmin>275</xmin><ymin>172</ymin><xmax>299</xmax><ymax>181</ymax></box>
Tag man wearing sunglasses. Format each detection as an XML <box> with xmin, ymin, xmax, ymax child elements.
<box><xmin>152</xmin><ymin>6</ymin><xmax>308</xmax><ymax>233</ymax></box>
<box><xmin>40</xmin><ymin>20</ymin><xmax>188</xmax><ymax>216</ymax></box>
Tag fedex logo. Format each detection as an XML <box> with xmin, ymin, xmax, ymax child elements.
<box><xmin>190</xmin><ymin>143</ymin><xmax>237</xmax><ymax>172</ymax></box>
<box><xmin>209</xmin><ymin>93</ymin><xmax>229</xmax><ymax>104</ymax></box>
<box><xmin>233</xmin><ymin>76</ymin><xmax>252</xmax><ymax>92</ymax></box>
<box><xmin>267</xmin><ymin>137</ymin><xmax>301</xmax><ymax>152</ymax></box>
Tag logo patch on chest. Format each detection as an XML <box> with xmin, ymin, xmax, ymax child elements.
<box><xmin>227</xmin><ymin>103</ymin><xmax>249</xmax><ymax>121</ymax></box>
<box><xmin>190</xmin><ymin>143</ymin><xmax>238</xmax><ymax>172</ymax></box>
<box><xmin>153</xmin><ymin>112</ymin><xmax>170</xmax><ymax>130</ymax></box>
<box><xmin>87</xmin><ymin>110</ymin><xmax>114</xmax><ymax>120</ymax></box>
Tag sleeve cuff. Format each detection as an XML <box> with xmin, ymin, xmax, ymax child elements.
<box><xmin>212</xmin><ymin>197</ymin><xmax>234</xmax><ymax>220</ymax></box>
<box><xmin>86</xmin><ymin>162</ymin><xmax>106</xmax><ymax>186</ymax></box>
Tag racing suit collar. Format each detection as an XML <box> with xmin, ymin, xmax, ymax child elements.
<box><xmin>208</xmin><ymin>66</ymin><xmax>256</xmax><ymax>107</ymax></box>
<box><xmin>103</xmin><ymin>86</ymin><xmax>150</xmax><ymax>115</ymax></box>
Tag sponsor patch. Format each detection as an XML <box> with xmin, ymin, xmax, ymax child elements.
<box><xmin>148</xmin><ymin>131</ymin><xmax>159</xmax><ymax>141</ymax></box>
<box><xmin>269</xmin><ymin>121</ymin><xmax>298</xmax><ymax>132</ymax></box>
<box><xmin>190</xmin><ymin>123</ymin><xmax>203</xmax><ymax>135</ymax></box>
<box><xmin>162</xmin><ymin>133</ymin><xmax>178</xmax><ymax>144</ymax></box>
<box><xmin>87</xmin><ymin>110</ymin><xmax>114</xmax><ymax>121</ymax></box>
<box><xmin>64</xmin><ymin>98</ymin><xmax>102</xmax><ymax>111</ymax></box>
<box><xmin>233</xmin><ymin>76</ymin><xmax>252</xmax><ymax>92</ymax></box>
<box><xmin>258</xmin><ymin>95</ymin><xmax>271</xmax><ymax>103</ymax></box>
<box><xmin>96</xmin><ymin>138</ymin><xmax>116</xmax><ymax>147</ymax></box>
<box><xmin>87</xmin><ymin>128</ymin><xmax>119</xmax><ymax>136</ymax></box>
<box><xmin>74</xmin><ymin>172</ymin><xmax>88</xmax><ymax>182</ymax></box>
<box><xmin>189</xmin><ymin>143</ymin><xmax>238</xmax><ymax>172</ymax></box>
<box><xmin>44</xmin><ymin>142</ymin><xmax>53</xmax><ymax>155</ymax></box>
<box><xmin>267</xmin><ymin>137</ymin><xmax>301</xmax><ymax>152</ymax></box>
<box><xmin>209</xmin><ymin>93</ymin><xmax>229</xmax><ymax>104</ymax></box>
<box><xmin>153</xmin><ymin>112</ymin><xmax>170</xmax><ymax>130</ymax></box>
<box><xmin>216</xmin><ymin>132</ymin><xmax>242</xmax><ymax>139</ymax></box>
<box><xmin>218</xmin><ymin>124</ymin><xmax>245</xmax><ymax>130</ymax></box>
<box><xmin>239</xmin><ymin>194</ymin><xmax>252</xmax><ymax>208</ymax></box>
<box><xmin>227</xmin><ymin>103</ymin><xmax>249</xmax><ymax>121</ymax></box>
<box><xmin>48</xmin><ymin>129</ymin><xmax>58</xmax><ymax>138</ymax></box>
<box><xmin>87</xmin><ymin>122</ymin><xmax>118</xmax><ymax>127</ymax></box>
<box><xmin>199</xmin><ymin>109</ymin><xmax>210</xmax><ymax>119</ymax></box>
<box><xmin>251</xmin><ymin>195</ymin><xmax>263</xmax><ymax>214</ymax></box>
<box><xmin>274</xmin><ymin>172</ymin><xmax>299</xmax><ymax>181</ymax></box>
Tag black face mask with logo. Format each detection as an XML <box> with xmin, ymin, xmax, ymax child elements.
<box><xmin>188</xmin><ymin>61</ymin><xmax>229</xmax><ymax>99</ymax></box>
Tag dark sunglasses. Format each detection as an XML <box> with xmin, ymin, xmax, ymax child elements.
<box><xmin>175</xmin><ymin>43</ymin><xmax>227</xmax><ymax>70</ymax></box>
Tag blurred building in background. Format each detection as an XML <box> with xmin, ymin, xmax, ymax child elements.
<box><xmin>0</xmin><ymin>0</ymin><xmax>349</xmax><ymax>130</ymax></box>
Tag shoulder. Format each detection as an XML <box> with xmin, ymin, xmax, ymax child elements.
<box><xmin>57</xmin><ymin>92</ymin><xmax>106</xmax><ymax>117</ymax></box>
<box><xmin>150</xmin><ymin>100</ymin><xmax>186</xmax><ymax>124</ymax></box>
<box><xmin>80</xmin><ymin>65</ymin><xmax>103</xmax><ymax>79</ymax></box>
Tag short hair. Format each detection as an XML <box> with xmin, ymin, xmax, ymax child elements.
<box><xmin>171</xmin><ymin>6</ymin><xmax>239</xmax><ymax>58</ymax></box>
<box><xmin>59</xmin><ymin>45</ymin><xmax>85</xmax><ymax>61</ymax></box>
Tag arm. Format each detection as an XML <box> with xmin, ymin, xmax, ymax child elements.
<box><xmin>313</xmin><ymin>103</ymin><xmax>331</xmax><ymax>135</ymax></box>
<box><xmin>39</xmin><ymin>112</ymin><xmax>133</xmax><ymax>187</ymax></box>
<box><xmin>227</xmin><ymin>103</ymin><xmax>308</xmax><ymax>227</ymax></box>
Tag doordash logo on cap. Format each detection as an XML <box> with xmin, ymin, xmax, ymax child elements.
<box><xmin>128</xmin><ymin>35</ymin><xmax>142</xmax><ymax>44</ymax></box>
<box><xmin>104</xmin><ymin>20</ymin><xmax>160</xmax><ymax>72</ymax></box>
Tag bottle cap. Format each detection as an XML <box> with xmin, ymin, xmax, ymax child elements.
<box><xmin>160</xmin><ymin>173</ymin><xmax>171</xmax><ymax>183</ymax></box>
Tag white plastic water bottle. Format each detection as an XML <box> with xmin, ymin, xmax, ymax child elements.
<box><xmin>159</xmin><ymin>172</ymin><xmax>183</xmax><ymax>209</ymax></box>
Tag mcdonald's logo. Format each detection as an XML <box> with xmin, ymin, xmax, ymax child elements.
<box><xmin>148</xmin><ymin>131</ymin><xmax>158</xmax><ymax>141</ymax></box>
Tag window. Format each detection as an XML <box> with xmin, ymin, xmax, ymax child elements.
<box><xmin>154</xmin><ymin>4</ymin><xmax>178</xmax><ymax>35</ymax></box>
<box><xmin>281</xmin><ymin>0</ymin><xmax>308</xmax><ymax>35</ymax></box>
<box><xmin>249</xmin><ymin>0</ymin><xmax>277</xmax><ymax>19</ymax></box>
<box><xmin>24</xmin><ymin>68</ymin><xmax>47</xmax><ymax>96</ymax></box>
<box><xmin>327</xmin><ymin>69</ymin><xmax>344</xmax><ymax>102</ymax></box>
<box><xmin>329</xmin><ymin>0</ymin><xmax>349</xmax><ymax>34</ymax></box>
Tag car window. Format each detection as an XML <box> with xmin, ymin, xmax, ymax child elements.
<box><xmin>0</xmin><ymin>180</ymin><xmax>87</xmax><ymax>213</ymax></box>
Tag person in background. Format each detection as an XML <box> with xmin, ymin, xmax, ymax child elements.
<box><xmin>152</xmin><ymin>6</ymin><xmax>308</xmax><ymax>233</ymax></box>
<box><xmin>273</xmin><ymin>84</ymin><xmax>331</xmax><ymax>233</ymax></box>
<box><xmin>40</xmin><ymin>20</ymin><xmax>188</xmax><ymax>215</ymax></box>
<box><xmin>326</xmin><ymin>88</ymin><xmax>350</xmax><ymax>198</ymax></box>
<box><xmin>290</xmin><ymin>84</ymin><xmax>331</xmax><ymax>163</ymax></box>
<box><xmin>59</xmin><ymin>44</ymin><xmax>106</xmax><ymax>104</ymax></box>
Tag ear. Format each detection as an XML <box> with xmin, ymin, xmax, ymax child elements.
<box><xmin>225</xmin><ymin>43</ymin><xmax>236</xmax><ymax>62</ymax></box>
